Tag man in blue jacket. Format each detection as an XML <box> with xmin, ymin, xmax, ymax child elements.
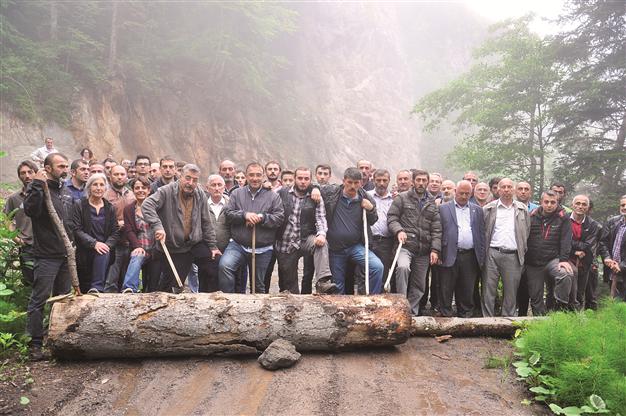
<box><xmin>438</xmin><ymin>180</ymin><xmax>486</xmax><ymax>317</ymax></box>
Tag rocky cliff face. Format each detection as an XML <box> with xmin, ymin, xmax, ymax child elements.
<box><xmin>0</xmin><ymin>3</ymin><xmax>486</xmax><ymax>182</ymax></box>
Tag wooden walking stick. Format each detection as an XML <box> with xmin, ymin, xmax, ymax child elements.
<box><xmin>251</xmin><ymin>225</ymin><xmax>256</xmax><ymax>294</ymax></box>
<box><xmin>160</xmin><ymin>240</ymin><xmax>184</xmax><ymax>290</ymax></box>
<box><xmin>363</xmin><ymin>209</ymin><xmax>370</xmax><ymax>295</ymax></box>
<box><xmin>384</xmin><ymin>241</ymin><xmax>403</xmax><ymax>293</ymax></box>
<box><xmin>42</xmin><ymin>181</ymin><xmax>81</xmax><ymax>296</ymax></box>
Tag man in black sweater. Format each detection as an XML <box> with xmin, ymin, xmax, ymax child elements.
<box><xmin>23</xmin><ymin>153</ymin><xmax>74</xmax><ymax>360</ymax></box>
<box><xmin>525</xmin><ymin>190</ymin><xmax>574</xmax><ymax>315</ymax></box>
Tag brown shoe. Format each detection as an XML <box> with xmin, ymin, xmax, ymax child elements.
<box><xmin>29</xmin><ymin>345</ymin><xmax>45</xmax><ymax>362</ymax></box>
<box><xmin>315</xmin><ymin>278</ymin><xmax>338</xmax><ymax>294</ymax></box>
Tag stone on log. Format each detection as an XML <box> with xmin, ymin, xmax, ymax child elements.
<box><xmin>47</xmin><ymin>292</ymin><xmax>412</xmax><ymax>359</ymax></box>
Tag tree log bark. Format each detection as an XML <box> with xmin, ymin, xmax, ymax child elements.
<box><xmin>48</xmin><ymin>293</ymin><xmax>412</xmax><ymax>359</ymax></box>
<box><xmin>411</xmin><ymin>316</ymin><xmax>541</xmax><ymax>337</ymax></box>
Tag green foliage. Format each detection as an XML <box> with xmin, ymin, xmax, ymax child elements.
<box><xmin>0</xmin><ymin>1</ymin><xmax>298</xmax><ymax>125</ymax></box>
<box><xmin>514</xmin><ymin>302</ymin><xmax>626</xmax><ymax>414</ymax></box>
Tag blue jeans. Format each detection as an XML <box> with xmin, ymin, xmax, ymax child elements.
<box><xmin>187</xmin><ymin>264</ymin><xmax>199</xmax><ymax>293</ymax></box>
<box><xmin>90</xmin><ymin>252</ymin><xmax>111</xmax><ymax>292</ymax></box>
<box><xmin>329</xmin><ymin>244</ymin><xmax>383</xmax><ymax>294</ymax></box>
<box><xmin>219</xmin><ymin>241</ymin><xmax>272</xmax><ymax>293</ymax></box>
<box><xmin>122</xmin><ymin>253</ymin><xmax>147</xmax><ymax>292</ymax></box>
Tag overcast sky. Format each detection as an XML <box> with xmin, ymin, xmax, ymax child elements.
<box><xmin>464</xmin><ymin>0</ymin><xmax>567</xmax><ymax>35</ymax></box>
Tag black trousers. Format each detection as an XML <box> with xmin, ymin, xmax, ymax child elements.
<box><xmin>371</xmin><ymin>236</ymin><xmax>395</xmax><ymax>291</ymax></box>
<box><xmin>158</xmin><ymin>242</ymin><xmax>217</xmax><ymax>293</ymax></box>
<box><xmin>420</xmin><ymin>265</ymin><xmax>440</xmax><ymax>310</ymax></box>
<box><xmin>301</xmin><ymin>254</ymin><xmax>315</xmax><ymax>294</ymax></box>
<box><xmin>439</xmin><ymin>250</ymin><xmax>480</xmax><ymax>318</ymax></box>
<box><xmin>263</xmin><ymin>252</ymin><xmax>277</xmax><ymax>294</ymax></box>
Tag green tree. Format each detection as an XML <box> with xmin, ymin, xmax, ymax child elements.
<box><xmin>550</xmin><ymin>0</ymin><xmax>626</xmax><ymax>215</ymax></box>
<box><xmin>413</xmin><ymin>17</ymin><xmax>559</xmax><ymax>192</ymax></box>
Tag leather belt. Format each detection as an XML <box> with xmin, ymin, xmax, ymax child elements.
<box><xmin>372</xmin><ymin>235</ymin><xmax>392</xmax><ymax>241</ymax></box>
<box><xmin>490</xmin><ymin>247</ymin><xmax>517</xmax><ymax>254</ymax></box>
<box><xmin>457</xmin><ymin>248</ymin><xmax>473</xmax><ymax>254</ymax></box>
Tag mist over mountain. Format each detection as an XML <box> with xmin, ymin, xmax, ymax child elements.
<box><xmin>1</xmin><ymin>2</ymin><xmax>488</xmax><ymax>182</ymax></box>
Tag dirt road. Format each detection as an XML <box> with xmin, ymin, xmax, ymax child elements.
<box><xmin>2</xmin><ymin>337</ymin><xmax>545</xmax><ymax>415</ymax></box>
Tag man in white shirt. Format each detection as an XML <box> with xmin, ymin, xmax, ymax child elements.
<box><xmin>30</xmin><ymin>137</ymin><xmax>58</xmax><ymax>168</ymax></box>
<box><xmin>482</xmin><ymin>178</ymin><xmax>530</xmax><ymax>317</ymax></box>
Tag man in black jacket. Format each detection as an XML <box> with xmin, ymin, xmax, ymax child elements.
<box><xmin>275</xmin><ymin>167</ymin><xmax>335</xmax><ymax>294</ymax></box>
<box><xmin>23</xmin><ymin>153</ymin><xmax>73</xmax><ymax>360</ymax></box>
<box><xmin>599</xmin><ymin>195</ymin><xmax>626</xmax><ymax>300</ymax></box>
<box><xmin>569</xmin><ymin>195</ymin><xmax>601</xmax><ymax>309</ymax></box>
<box><xmin>218</xmin><ymin>162</ymin><xmax>285</xmax><ymax>293</ymax></box>
<box><xmin>525</xmin><ymin>190</ymin><xmax>575</xmax><ymax>315</ymax></box>
<box><xmin>321</xmin><ymin>167</ymin><xmax>383</xmax><ymax>294</ymax></box>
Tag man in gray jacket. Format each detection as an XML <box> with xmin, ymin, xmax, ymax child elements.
<box><xmin>482</xmin><ymin>178</ymin><xmax>530</xmax><ymax>317</ymax></box>
<box><xmin>218</xmin><ymin>162</ymin><xmax>285</xmax><ymax>293</ymax></box>
<box><xmin>143</xmin><ymin>164</ymin><xmax>220</xmax><ymax>293</ymax></box>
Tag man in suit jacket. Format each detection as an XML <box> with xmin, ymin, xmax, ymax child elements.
<box><xmin>439</xmin><ymin>180</ymin><xmax>486</xmax><ymax>317</ymax></box>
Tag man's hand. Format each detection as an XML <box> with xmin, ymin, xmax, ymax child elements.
<box><xmin>311</xmin><ymin>187</ymin><xmax>321</xmax><ymax>203</ymax></box>
<box><xmin>558</xmin><ymin>261</ymin><xmax>574</xmax><ymax>275</ymax></box>
<box><xmin>361</xmin><ymin>199</ymin><xmax>373</xmax><ymax>211</ymax></box>
<box><xmin>397</xmin><ymin>231</ymin><xmax>407</xmax><ymax>244</ymax></box>
<box><xmin>245</xmin><ymin>212</ymin><xmax>263</xmax><ymax>226</ymax></box>
<box><xmin>314</xmin><ymin>234</ymin><xmax>326</xmax><ymax>247</ymax></box>
<box><xmin>262</xmin><ymin>181</ymin><xmax>272</xmax><ymax>189</ymax></box>
<box><xmin>94</xmin><ymin>242</ymin><xmax>110</xmax><ymax>255</ymax></box>
<box><xmin>131</xmin><ymin>247</ymin><xmax>146</xmax><ymax>257</ymax></box>
<box><xmin>430</xmin><ymin>251</ymin><xmax>439</xmax><ymax>265</ymax></box>
<box><xmin>211</xmin><ymin>249</ymin><xmax>222</xmax><ymax>260</ymax></box>
<box><xmin>118</xmin><ymin>220</ymin><xmax>125</xmax><ymax>227</ymax></box>
<box><xmin>155</xmin><ymin>230</ymin><xmax>166</xmax><ymax>241</ymax></box>
<box><xmin>575</xmin><ymin>250</ymin><xmax>585</xmax><ymax>258</ymax></box>
<box><xmin>33</xmin><ymin>170</ymin><xmax>48</xmax><ymax>182</ymax></box>
<box><xmin>604</xmin><ymin>259</ymin><xmax>621</xmax><ymax>273</ymax></box>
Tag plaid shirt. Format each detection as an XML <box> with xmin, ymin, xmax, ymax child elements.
<box><xmin>276</xmin><ymin>187</ymin><xmax>327</xmax><ymax>254</ymax></box>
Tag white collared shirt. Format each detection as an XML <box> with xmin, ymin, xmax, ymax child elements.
<box><xmin>455</xmin><ymin>202</ymin><xmax>473</xmax><ymax>249</ymax></box>
<box><xmin>490</xmin><ymin>199</ymin><xmax>517</xmax><ymax>250</ymax></box>
<box><xmin>209</xmin><ymin>196</ymin><xmax>225</xmax><ymax>219</ymax></box>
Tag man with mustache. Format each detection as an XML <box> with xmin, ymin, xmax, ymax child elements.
<box><xmin>142</xmin><ymin>164</ymin><xmax>220</xmax><ymax>293</ymax></box>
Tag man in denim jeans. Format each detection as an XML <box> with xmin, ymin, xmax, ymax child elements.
<box><xmin>218</xmin><ymin>162</ymin><xmax>285</xmax><ymax>293</ymax></box>
<box><xmin>321</xmin><ymin>167</ymin><xmax>383</xmax><ymax>295</ymax></box>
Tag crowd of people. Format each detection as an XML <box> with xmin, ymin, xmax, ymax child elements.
<box><xmin>4</xmin><ymin>137</ymin><xmax>626</xmax><ymax>360</ymax></box>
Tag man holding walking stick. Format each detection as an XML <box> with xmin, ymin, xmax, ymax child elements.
<box><xmin>219</xmin><ymin>162</ymin><xmax>285</xmax><ymax>294</ymax></box>
<box><xmin>142</xmin><ymin>164</ymin><xmax>220</xmax><ymax>293</ymax></box>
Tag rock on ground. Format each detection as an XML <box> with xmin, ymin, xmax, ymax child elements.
<box><xmin>258</xmin><ymin>339</ymin><xmax>301</xmax><ymax>370</ymax></box>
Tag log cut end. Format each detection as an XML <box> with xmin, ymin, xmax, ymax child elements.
<box><xmin>48</xmin><ymin>293</ymin><xmax>412</xmax><ymax>360</ymax></box>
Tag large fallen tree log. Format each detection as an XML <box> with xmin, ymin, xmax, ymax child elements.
<box><xmin>411</xmin><ymin>316</ymin><xmax>541</xmax><ymax>337</ymax></box>
<box><xmin>47</xmin><ymin>292</ymin><xmax>412</xmax><ymax>359</ymax></box>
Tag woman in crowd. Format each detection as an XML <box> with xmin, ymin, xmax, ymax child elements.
<box><xmin>234</xmin><ymin>169</ymin><xmax>247</xmax><ymax>188</ymax></box>
<box><xmin>72</xmin><ymin>173</ymin><xmax>120</xmax><ymax>293</ymax></box>
<box><xmin>80</xmin><ymin>147</ymin><xmax>94</xmax><ymax>163</ymax></box>
<box><xmin>121</xmin><ymin>177</ymin><xmax>158</xmax><ymax>293</ymax></box>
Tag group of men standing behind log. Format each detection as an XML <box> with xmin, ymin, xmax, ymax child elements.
<box><xmin>5</xmin><ymin>140</ymin><xmax>626</xmax><ymax>360</ymax></box>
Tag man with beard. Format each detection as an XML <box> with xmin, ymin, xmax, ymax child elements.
<box><xmin>103</xmin><ymin>165</ymin><xmax>136</xmax><ymax>292</ymax></box>
<box><xmin>488</xmin><ymin>177</ymin><xmax>502</xmax><ymax>201</ymax></box>
<box><xmin>23</xmin><ymin>153</ymin><xmax>74</xmax><ymax>360</ymax></box>
<box><xmin>143</xmin><ymin>164</ymin><xmax>220</xmax><ymax>293</ymax></box>
<box><xmin>435</xmin><ymin>180</ymin><xmax>456</xmax><ymax>206</ymax></box>
<box><xmin>525</xmin><ymin>191</ymin><xmax>574</xmax><ymax>314</ymax></box>
<box><xmin>388</xmin><ymin>169</ymin><xmax>442</xmax><ymax>315</ymax></box>
<box><xmin>219</xmin><ymin>159</ymin><xmax>238</xmax><ymax>195</ymax></box>
<box><xmin>265</xmin><ymin>161</ymin><xmax>282</xmax><ymax>191</ymax></box>
<box><xmin>395</xmin><ymin>170</ymin><xmax>413</xmax><ymax>196</ymax></box>
<box><xmin>65</xmin><ymin>159</ymin><xmax>90</xmax><ymax>202</ymax></box>
<box><xmin>367</xmin><ymin>169</ymin><xmax>395</xmax><ymax>285</ymax></box>
<box><xmin>219</xmin><ymin>162</ymin><xmax>284</xmax><ymax>294</ymax></box>
<box><xmin>275</xmin><ymin>167</ymin><xmax>335</xmax><ymax>294</ymax></box>
<box><xmin>550</xmin><ymin>182</ymin><xmax>572</xmax><ymax>213</ymax></box>
<box><xmin>4</xmin><ymin>161</ymin><xmax>38</xmax><ymax>286</ymax></box>
<box><xmin>150</xmin><ymin>156</ymin><xmax>177</xmax><ymax>193</ymax></box>
<box><xmin>357</xmin><ymin>160</ymin><xmax>375</xmax><ymax>191</ymax></box>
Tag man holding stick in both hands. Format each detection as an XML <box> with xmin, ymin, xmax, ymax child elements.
<box><xmin>142</xmin><ymin>164</ymin><xmax>220</xmax><ymax>293</ymax></box>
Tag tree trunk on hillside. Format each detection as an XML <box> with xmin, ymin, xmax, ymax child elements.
<box><xmin>108</xmin><ymin>2</ymin><xmax>118</xmax><ymax>74</ymax></box>
<box><xmin>411</xmin><ymin>316</ymin><xmax>541</xmax><ymax>337</ymax></box>
<box><xmin>47</xmin><ymin>293</ymin><xmax>412</xmax><ymax>359</ymax></box>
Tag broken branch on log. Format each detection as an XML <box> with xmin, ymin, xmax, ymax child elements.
<box><xmin>411</xmin><ymin>316</ymin><xmax>541</xmax><ymax>338</ymax></box>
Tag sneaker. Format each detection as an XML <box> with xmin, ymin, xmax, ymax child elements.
<box><xmin>87</xmin><ymin>288</ymin><xmax>100</xmax><ymax>294</ymax></box>
<box><xmin>29</xmin><ymin>345</ymin><xmax>45</xmax><ymax>362</ymax></box>
<box><xmin>315</xmin><ymin>278</ymin><xmax>338</xmax><ymax>295</ymax></box>
<box><xmin>122</xmin><ymin>288</ymin><xmax>134</xmax><ymax>294</ymax></box>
